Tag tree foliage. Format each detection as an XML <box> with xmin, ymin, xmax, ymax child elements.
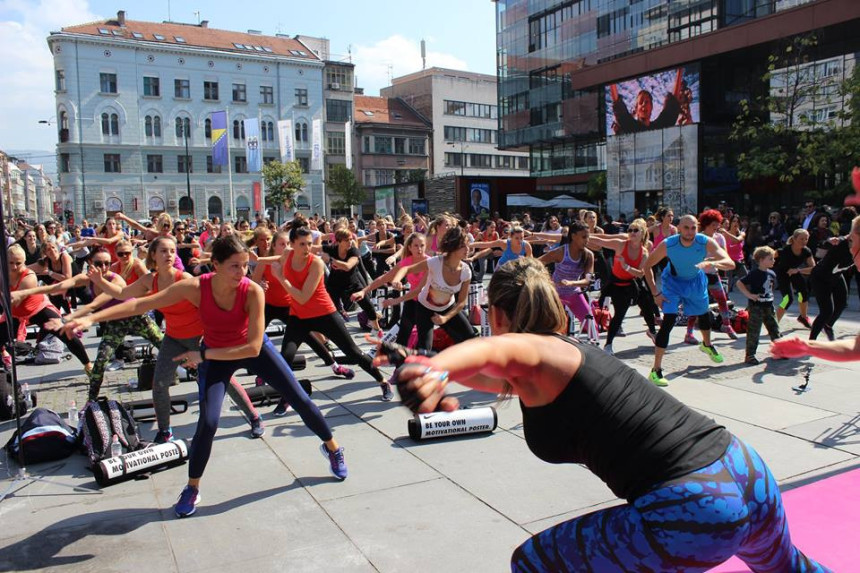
<box><xmin>326</xmin><ymin>164</ymin><xmax>366</xmax><ymax>211</ymax></box>
<box><xmin>262</xmin><ymin>160</ymin><xmax>304</xmax><ymax>211</ymax></box>
<box><xmin>586</xmin><ymin>171</ymin><xmax>606</xmax><ymax>203</ymax></box>
<box><xmin>730</xmin><ymin>34</ymin><xmax>860</xmax><ymax>194</ymax></box>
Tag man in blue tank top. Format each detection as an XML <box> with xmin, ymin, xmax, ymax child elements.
<box><xmin>643</xmin><ymin>215</ymin><xmax>735</xmax><ymax>386</ymax></box>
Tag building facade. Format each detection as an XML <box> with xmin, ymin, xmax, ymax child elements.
<box><xmin>18</xmin><ymin>162</ymin><xmax>55</xmax><ymax>223</ymax></box>
<box><xmin>352</xmin><ymin>96</ymin><xmax>431</xmax><ymax>217</ymax></box>
<box><xmin>381</xmin><ymin>68</ymin><xmax>529</xmax><ymax>178</ymax></box>
<box><xmin>48</xmin><ymin>11</ymin><xmax>328</xmax><ymax>223</ymax></box>
<box><xmin>494</xmin><ymin>0</ymin><xmax>860</xmax><ymax>217</ymax></box>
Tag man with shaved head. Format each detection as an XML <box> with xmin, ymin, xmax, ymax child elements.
<box><xmin>642</xmin><ymin>214</ymin><xmax>736</xmax><ymax>386</ymax></box>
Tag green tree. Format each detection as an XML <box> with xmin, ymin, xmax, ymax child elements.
<box><xmin>730</xmin><ymin>34</ymin><xmax>823</xmax><ymax>184</ymax></box>
<box><xmin>586</xmin><ymin>171</ymin><xmax>606</xmax><ymax>204</ymax></box>
<box><xmin>327</xmin><ymin>164</ymin><xmax>366</xmax><ymax>214</ymax></box>
<box><xmin>262</xmin><ymin>160</ymin><xmax>304</xmax><ymax>220</ymax></box>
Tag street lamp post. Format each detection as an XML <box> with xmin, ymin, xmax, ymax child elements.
<box><xmin>447</xmin><ymin>141</ymin><xmax>467</xmax><ymax>178</ymax></box>
<box><xmin>184</xmin><ymin>125</ymin><xmax>192</xmax><ymax>218</ymax></box>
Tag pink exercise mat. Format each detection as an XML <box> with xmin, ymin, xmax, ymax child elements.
<box><xmin>710</xmin><ymin>467</ymin><xmax>860</xmax><ymax>571</ymax></box>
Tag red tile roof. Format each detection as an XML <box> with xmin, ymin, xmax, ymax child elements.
<box><xmin>353</xmin><ymin>96</ymin><xmax>429</xmax><ymax>127</ymax></box>
<box><xmin>60</xmin><ymin>18</ymin><xmax>319</xmax><ymax>60</ymax></box>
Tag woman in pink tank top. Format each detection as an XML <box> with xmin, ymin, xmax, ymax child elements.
<box><xmin>61</xmin><ymin>234</ymin><xmax>347</xmax><ymax>518</ymax></box>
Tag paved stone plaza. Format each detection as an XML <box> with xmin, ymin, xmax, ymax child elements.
<box><xmin>1</xmin><ymin>291</ymin><xmax>859</xmax><ymax>572</ymax></box>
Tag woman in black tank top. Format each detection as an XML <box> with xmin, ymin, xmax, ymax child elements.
<box><xmin>385</xmin><ymin>258</ymin><xmax>830</xmax><ymax>572</ymax></box>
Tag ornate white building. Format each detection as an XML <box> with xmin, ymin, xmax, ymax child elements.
<box><xmin>48</xmin><ymin>10</ymin><xmax>327</xmax><ymax>223</ymax></box>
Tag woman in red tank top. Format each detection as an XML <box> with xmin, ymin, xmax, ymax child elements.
<box><xmin>2</xmin><ymin>244</ymin><xmax>92</xmax><ymax>371</ymax></box>
<box><xmin>84</xmin><ymin>217</ymin><xmax>128</xmax><ymax>263</ymax></box>
<box><xmin>110</xmin><ymin>239</ymin><xmax>147</xmax><ymax>286</ymax></box>
<box><xmin>276</xmin><ymin>225</ymin><xmax>389</xmax><ymax>402</ymax></box>
<box><xmin>587</xmin><ymin>219</ymin><xmax>658</xmax><ymax>356</ymax></box>
<box><xmin>62</xmin><ymin>234</ymin><xmax>347</xmax><ymax>518</ymax></box>
<box><xmin>79</xmin><ymin>236</ymin><xmax>263</xmax><ymax>443</ymax></box>
<box><xmin>251</xmin><ymin>231</ymin><xmax>348</xmax><ymax>387</ymax></box>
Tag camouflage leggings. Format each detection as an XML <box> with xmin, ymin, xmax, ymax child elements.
<box><xmin>511</xmin><ymin>436</ymin><xmax>831</xmax><ymax>572</ymax></box>
<box><xmin>88</xmin><ymin>315</ymin><xmax>163</xmax><ymax>400</ymax></box>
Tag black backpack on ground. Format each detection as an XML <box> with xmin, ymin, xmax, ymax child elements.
<box><xmin>78</xmin><ymin>398</ymin><xmax>146</xmax><ymax>466</ymax></box>
<box><xmin>5</xmin><ymin>408</ymin><xmax>77</xmax><ymax>465</ymax></box>
<box><xmin>0</xmin><ymin>370</ymin><xmax>27</xmax><ymax>422</ymax></box>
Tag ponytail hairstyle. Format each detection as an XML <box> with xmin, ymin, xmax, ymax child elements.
<box><xmin>438</xmin><ymin>225</ymin><xmax>467</xmax><ymax>254</ymax></box>
<box><xmin>487</xmin><ymin>258</ymin><xmax>568</xmax><ymax>399</ymax></box>
<box><xmin>786</xmin><ymin>228</ymin><xmax>809</xmax><ymax>246</ymax></box>
<box><xmin>487</xmin><ymin>258</ymin><xmax>567</xmax><ymax>336</ymax></box>
<box><xmin>288</xmin><ymin>225</ymin><xmax>313</xmax><ymax>243</ymax></box>
<box><xmin>145</xmin><ymin>236</ymin><xmax>177</xmax><ymax>270</ymax></box>
<box><xmin>403</xmin><ymin>232</ymin><xmax>426</xmax><ymax>254</ymax></box>
<box><xmin>562</xmin><ymin>220</ymin><xmax>588</xmax><ymax>245</ymax></box>
<box><xmin>268</xmin><ymin>231</ymin><xmax>290</xmax><ymax>256</ymax></box>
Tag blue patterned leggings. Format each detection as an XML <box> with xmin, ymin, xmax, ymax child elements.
<box><xmin>511</xmin><ymin>437</ymin><xmax>831</xmax><ymax>572</ymax></box>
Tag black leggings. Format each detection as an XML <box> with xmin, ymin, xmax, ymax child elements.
<box><xmin>605</xmin><ymin>282</ymin><xmax>657</xmax><ymax>345</ymax></box>
<box><xmin>263</xmin><ymin>304</ymin><xmax>332</xmax><ymax>365</ymax></box>
<box><xmin>281</xmin><ymin>312</ymin><xmax>383</xmax><ymax>382</ymax></box>
<box><xmin>395</xmin><ymin>300</ymin><xmax>419</xmax><ymax>346</ymax></box>
<box><xmin>415</xmin><ymin>302</ymin><xmax>477</xmax><ymax>351</ymax></box>
<box><xmin>189</xmin><ymin>338</ymin><xmax>332</xmax><ymax>479</ymax></box>
<box><xmin>1</xmin><ymin>306</ymin><xmax>90</xmax><ymax>366</ymax></box>
<box><xmin>777</xmin><ymin>272</ymin><xmax>810</xmax><ymax>311</ymax></box>
<box><xmin>655</xmin><ymin>313</ymin><xmax>710</xmax><ymax>349</ymax></box>
<box><xmin>810</xmin><ymin>274</ymin><xmax>848</xmax><ymax>340</ymax></box>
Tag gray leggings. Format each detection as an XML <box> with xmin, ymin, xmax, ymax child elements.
<box><xmin>153</xmin><ymin>335</ymin><xmax>258</xmax><ymax>432</ymax></box>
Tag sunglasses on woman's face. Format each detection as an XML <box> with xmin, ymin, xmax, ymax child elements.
<box><xmin>629</xmin><ymin>228</ymin><xmax>641</xmax><ymax>234</ymax></box>
<box><xmin>117</xmin><ymin>251</ymin><xmax>132</xmax><ymax>257</ymax></box>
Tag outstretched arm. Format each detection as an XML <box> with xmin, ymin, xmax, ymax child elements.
<box><xmin>771</xmin><ymin>333</ymin><xmax>860</xmax><ymax>362</ymax></box>
<box><xmin>700</xmin><ymin>238</ymin><xmax>735</xmax><ymax>271</ymax></box>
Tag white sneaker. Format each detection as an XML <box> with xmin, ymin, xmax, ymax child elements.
<box><xmin>604</xmin><ymin>343</ymin><xmax>614</xmax><ymax>356</ymax></box>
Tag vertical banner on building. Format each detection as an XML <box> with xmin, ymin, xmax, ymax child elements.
<box><xmin>311</xmin><ymin>118</ymin><xmax>322</xmax><ymax>171</ymax></box>
<box><xmin>375</xmin><ymin>187</ymin><xmax>395</xmax><ymax>217</ymax></box>
<box><xmin>253</xmin><ymin>181</ymin><xmax>262</xmax><ymax>212</ymax></box>
<box><xmin>211</xmin><ymin>111</ymin><xmax>228</xmax><ymax>166</ymax></box>
<box><xmin>344</xmin><ymin>120</ymin><xmax>353</xmax><ymax>169</ymax></box>
<box><xmin>244</xmin><ymin>118</ymin><xmax>262</xmax><ymax>172</ymax></box>
<box><xmin>278</xmin><ymin>119</ymin><xmax>294</xmax><ymax>163</ymax></box>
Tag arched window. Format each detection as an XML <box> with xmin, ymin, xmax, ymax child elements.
<box><xmin>153</xmin><ymin>115</ymin><xmax>162</xmax><ymax>137</ymax></box>
<box><xmin>102</xmin><ymin>112</ymin><xmax>119</xmax><ymax>135</ymax></box>
<box><xmin>266</xmin><ymin>121</ymin><xmax>274</xmax><ymax>142</ymax></box>
<box><xmin>232</xmin><ymin>119</ymin><xmax>245</xmax><ymax>140</ymax></box>
<box><xmin>145</xmin><ymin>115</ymin><xmax>153</xmax><ymax>137</ymax></box>
<box><xmin>204</xmin><ymin>117</ymin><xmax>212</xmax><ymax>139</ymax></box>
<box><xmin>295</xmin><ymin>121</ymin><xmax>308</xmax><ymax>143</ymax></box>
<box><xmin>59</xmin><ymin>111</ymin><xmax>69</xmax><ymax>130</ymax></box>
<box><xmin>175</xmin><ymin>117</ymin><xmax>190</xmax><ymax>138</ymax></box>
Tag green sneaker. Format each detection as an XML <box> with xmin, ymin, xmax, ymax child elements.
<box><xmin>699</xmin><ymin>343</ymin><xmax>724</xmax><ymax>364</ymax></box>
<box><xmin>649</xmin><ymin>369</ymin><xmax>669</xmax><ymax>387</ymax></box>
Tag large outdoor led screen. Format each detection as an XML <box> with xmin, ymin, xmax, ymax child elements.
<box><xmin>605</xmin><ymin>65</ymin><xmax>700</xmax><ymax>135</ymax></box>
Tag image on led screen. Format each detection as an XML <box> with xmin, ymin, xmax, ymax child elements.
<box><xmin>605</xmin><ymin>65</ymin><xmax>700</xmax><ymax>135</ymax></box>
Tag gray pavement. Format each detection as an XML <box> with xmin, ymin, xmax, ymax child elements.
<box><xmin>1</xmin><ymin>290</ymin><xmax>860</xmax><ymax>572</ymax></box>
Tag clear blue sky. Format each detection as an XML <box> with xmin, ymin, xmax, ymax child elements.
<box><xmin>0</xmin><ymin>0</ymin><xmax>497</xmax><ymax>154</ymax></box>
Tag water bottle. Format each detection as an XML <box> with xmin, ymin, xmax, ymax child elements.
<box><xmin>68</xmin><ymin>400</ymin><xmax>78</xmax><ymax>425</ymax></box>
<box><xmin>110</xmin><ymin>434</ymin><xmax>122</xmax><ymax>458</ymax></box>
<box><xmin>22</xmin><ymin>383</ymin><xmax>32</xmax><ymax>409</ymax></box>
<box><xmin>128</xmin><ymin>377</ymin><xmax>138</xmax><ymax>390</ymax></box>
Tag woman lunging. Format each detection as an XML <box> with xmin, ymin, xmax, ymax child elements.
<box><xmin>64</xmin><ymin>235</ymin><xmax>348</xmax><ymax>518</ymax></box>
<box><xmin>74</xmin><ymin>236</ymin><xmax>265</xmax><ymax>441</ymax></box>
<box><xmin>387</xmin><ymin>257</ymin><xmax>830</xmax><ymax>572</ymax></box>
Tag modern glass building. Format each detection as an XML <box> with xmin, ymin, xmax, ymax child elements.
<box><xmin>494</xmin><ymin>0</ymin><xmax>857</xmax><ymax>216</ymax></box>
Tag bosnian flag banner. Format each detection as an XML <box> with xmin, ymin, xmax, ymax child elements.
<box><xmin>211</xmin><ymin>111</ymin><xmax>228</xmax><ymax>166</ymax></box>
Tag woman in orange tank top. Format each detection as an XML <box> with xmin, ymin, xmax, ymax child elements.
<box><xmin>80</xmin><ymin>236</ymin><xmax>263</xmax><ymax>443</ymax></box>
<box><xmin>3</xmin><ymin>244</ymin><xmax>92</xmax><ymax>370</ymax></box>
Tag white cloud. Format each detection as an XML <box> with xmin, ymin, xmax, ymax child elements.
<box><xmin>0</xmin><ymin>0</ymin><xmax>101</xmax><ymax>150</ymax></box>
<box><xmin>352</xmin><ymin>35</ymin><xmax>468</xmax><ymax>95</ymax></box>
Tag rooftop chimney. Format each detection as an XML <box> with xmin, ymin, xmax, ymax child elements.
<box><xmin>200</xmin><ymin>20</ymin><xmax>209</xmax><ymax>28</ymax></box>
<box><xmin>117</xmin><ymin>10</ymin><xmax>126</xmax><ymax>27</ymax></box>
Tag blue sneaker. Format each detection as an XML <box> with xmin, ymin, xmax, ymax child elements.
<box><xmin>320</xmin><ymin>444</ymin><xmax>348</xmax><ymax>481</ymax></box>
<box><xmin>175</xmin><ymin>485</ymin><xmax>200</xmax><ymax>518</ymax></box>
<box><xmin>272</xmin><ymin>400</ymin><xmax>289</xmax><ymax>417</ymax></box>
<box><xmin>380</xmin><ymin>382</ymin><xmax>393</xmax><ymax>402</ymax></box>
